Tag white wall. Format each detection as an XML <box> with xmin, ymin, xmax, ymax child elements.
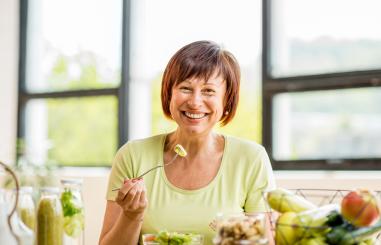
<box><xmin>0</xmin><ymin>0</ymin><xmax>19</xmax><ymax>165</ymax></box>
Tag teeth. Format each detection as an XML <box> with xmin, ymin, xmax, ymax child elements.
<box><xmin>184</xmin><ymin>112</ymin><xmax>205</xmax><ymax>119</ymax></box>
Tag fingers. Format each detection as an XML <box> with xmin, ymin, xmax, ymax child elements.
<box><xmin>116</xmin><ymin>178</ymin><xmax>147</xmax><ymax>214</ymax></box>
<box><xmin>116</xmin><ymin>179</ymin><xmax>137</xmax><ymax>202</ymax></box>
<box><xmin>139</xmin><ymin>186</ymin><xmax>148</xmax><ymax>207</ymax></box>
<box><xmin>130</xmin><ymin>184</ymin><xmax>143</xmax><ymax>209</ymax></box>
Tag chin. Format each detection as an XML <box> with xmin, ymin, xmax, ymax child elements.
<box><xmin>179</xmin><ymin>125</ymin><xmax>206</xmax><ymax>135</ymax></box>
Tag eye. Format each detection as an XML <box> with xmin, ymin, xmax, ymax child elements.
<box><xmin>203</xmin><ymin>88</ymin><xmax>215</xmax><ymax>96</ymax></box>
<box><xmin>179</xmin><ymin>86</ymin><xmax>192</xmax><ymax>93</ymax></box>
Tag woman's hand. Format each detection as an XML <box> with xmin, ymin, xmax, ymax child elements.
<box><xmin>115</xmin><ymin>178</ymin><xmax>148</xmax><ymax>220</ymax></box>
<box><xmin>99</xmin><ymin>180</ymin><xmax>147</xmax><ymax>245</ymax></box>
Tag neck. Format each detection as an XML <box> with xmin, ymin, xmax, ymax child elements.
<box><xmin>166</xmin><ymin>129</ymin><xmax>222</xmax><ymax>159</ymax></box>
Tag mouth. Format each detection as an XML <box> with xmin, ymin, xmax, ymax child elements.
<box><xmin>182</xmin><ymin>111</ymin><xmax>208</xmax><ymax>120</ymax></box>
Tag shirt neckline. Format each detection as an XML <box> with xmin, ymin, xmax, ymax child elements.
<box><xmin>159</xmin><ymin>132</ymin><xmax>228</xmax><ymax>194</ymax></box>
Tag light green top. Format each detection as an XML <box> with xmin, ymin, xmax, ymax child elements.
<box><xmin>106</xmin><ymin>133</ymin><xmax>276</xmax><ymax>244</ymax></box>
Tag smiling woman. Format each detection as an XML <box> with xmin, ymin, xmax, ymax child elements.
<box><xmin>161</xmin><ymin>41</ymin><xmax>240</xmax><ymax>128</ymax></box>
<box><xmin>161</xmin><ymin>41</ymin><xmax>239</xmax><ymax>137</ymax></box>
<box><xmin>99</xmin><ymin>41</ymin><xmax>276</xmax><ymax>245</ymax></box>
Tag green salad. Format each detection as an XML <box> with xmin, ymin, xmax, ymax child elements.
<box><xmin>150</xmin><ymin>231</ymin><xmax>199</xmax><ymax>245</ymax></box>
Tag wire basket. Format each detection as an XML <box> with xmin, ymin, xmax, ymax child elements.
<box><xmin>262</xmin><ymin>188</ymin><xmax>381</xmax><ymax>245</ymax></box>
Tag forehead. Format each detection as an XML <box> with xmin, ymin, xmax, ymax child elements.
<box><xmin>180</xmin><ymin>72</ymin><xmax>225</xmax><ymax>86</ymax></box>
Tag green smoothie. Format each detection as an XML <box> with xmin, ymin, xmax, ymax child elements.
<box><xmin>36</xmin><ymin>196</ymin><xmax>63</xmax><ymax>245</ymax></box>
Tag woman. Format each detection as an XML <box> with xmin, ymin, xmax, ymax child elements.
<box><xmin>99</xmin><ymin>40</ymin><xmax>276</xmax><ymax>245</ymax></box>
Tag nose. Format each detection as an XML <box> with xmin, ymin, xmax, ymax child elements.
<box><xmin>187</xmin><ymin>91</ymin><xmax>202</xmax><ymax>108</ymax></box>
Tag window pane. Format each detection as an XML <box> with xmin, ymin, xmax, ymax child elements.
<box><xmin>272</xmin><ymin>87</ymin><xmax>381</xmax><ymax>160</ymax></box>
<box><xmin>25</xmin><ymin>0</ymin><xmax>122</xmax><ymax>92</ymax></box>
<box><xmin>269</xmin><ymin>0</ymin><xmax>381</xmax><ymax>77</ymax></box>
<box><xmin>129</xmin><ymin>0</ymin><xmax>262</xmax><ymax>142</ymax></box>
<box><xmin>24</xmin><ymin>96</ymin><xmax>118</xmax><ymax>166</ymax></box>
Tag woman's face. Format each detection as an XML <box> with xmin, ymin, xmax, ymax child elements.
<box><xmin>169</xmin><ymin>73</ymin><xmax>226</xmax><ymax>136</ymax></box>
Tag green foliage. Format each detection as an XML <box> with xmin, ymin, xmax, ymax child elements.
<box><xmin>44</xmin><ymin>54</ymin><xmax>118</xmax><ymax>166</ymax></box>
<box><xmin>47</xmin><ymin>96</ymin><xmax>117</xmax><ymax>166</ymax></box>
<box><xmin>47</xmin><ymin>52</ymin><xmax>119</xmax><ymax>91</ymax></box>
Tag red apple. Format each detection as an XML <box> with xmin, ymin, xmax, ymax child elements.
<box><xmin>341</xmin><ymin>189</ymin><xmax>380</xmax><ymax>227</ymax></box>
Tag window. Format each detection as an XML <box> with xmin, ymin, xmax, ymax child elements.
<box><xmin>19</xmin><ymin>0</ymin><xmax>264</xmax><ymax>167</ymax></box>
<box><xmin>129</xmin><ymin>0</ymin><xmax>263</xmax><ymax>143</ymax></box>
<box><xmin>18</xmin><ymin>0</ymin><xmax>126</xmax><ymax>166</ymax></box>
<box><xmin>263</xmin><ymin>0</ymin><xmax>381</xmax><ymax>170</ymax></box>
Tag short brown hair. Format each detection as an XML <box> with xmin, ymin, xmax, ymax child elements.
<box><xmin>161</xmin><ymin>40</ymin><xmax>240</xmax><ymax>126</ymax></box>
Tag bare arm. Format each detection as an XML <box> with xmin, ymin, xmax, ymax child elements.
<box><xmin>264</xmin><ymin>212</ymin><xmax>275</xmax><ymax>245</ymax></box>
<box><xmin>99</xmin><ymin>179</ymin><xmax>147</xmax><ymax>245</ymax></box>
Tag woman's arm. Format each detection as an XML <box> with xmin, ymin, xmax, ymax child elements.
<box><xmin>264</xmin><ymin>212</ymin><xmax>275</xmax><ymax>245</ymax></box>
<box><xmin>99</xmin><ymin>179</ymin><xmax>147</xmax><ymax>245</ymax></box>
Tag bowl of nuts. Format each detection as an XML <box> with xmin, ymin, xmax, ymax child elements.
<box><xmin>213</xmin><ymin>213</ymin><xmax>268</xmax><ymax>245</ymax></box>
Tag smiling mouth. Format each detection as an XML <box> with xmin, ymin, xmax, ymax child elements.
<box><xmin>183</xmin><ymin>111</ymin><xmax>207</xmax><ymax>119</ymax></box>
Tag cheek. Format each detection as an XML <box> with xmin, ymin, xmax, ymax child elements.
<box><xmin>210</xmin><ymin>100</ymin><xmax>225</xmax><ymax>116</ymax></box>
<box><xmin>169</xmin><ymin>95</ymin><xmax>183</xmax><ymax>114</ymax></box>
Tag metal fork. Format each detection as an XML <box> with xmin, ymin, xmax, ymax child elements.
<box><xmin>112</xmin><ymin>145</ymin><xmax>186</xmax><ymax>191</ymax></box>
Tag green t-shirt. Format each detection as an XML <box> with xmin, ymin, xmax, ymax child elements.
<box><xmin>106</xmin><ymin>133</ymin><xmax>276</xmax><ymax>244</ymax></box>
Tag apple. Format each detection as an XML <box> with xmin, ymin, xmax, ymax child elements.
<box><xmin>341</xmin><ymin>189</ymin><xmax>380</xmax><ymax>227</ymax></box>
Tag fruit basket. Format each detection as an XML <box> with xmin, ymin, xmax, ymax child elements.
<box><xmin>262</xmin><ymin>188</ymin><xmax>381</xmax><ymax>245</ymax></box>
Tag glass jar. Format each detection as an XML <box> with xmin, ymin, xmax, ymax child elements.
<box><xmin>36</xmin><ymin>187</ymin><xmax>63</xmax><ymax>245</ymax></box>
<box><xmin>17</xmin><ymin>186</ymin><xmax>36</xmax><ymax>231</ymax></box>
<box><xmin>60</xmin><ymin>178</ymin><xmax>84</xmax><ymax>245</ymax></box>
<box><xmin>0</xmin><ymin>189</ymin><xmax>17</xmax><ymax>245</ymax></box>
<box><xmin>11</xmin><ymin>211</ymin><xmax>34</xmax><ymax>245</ymax></box>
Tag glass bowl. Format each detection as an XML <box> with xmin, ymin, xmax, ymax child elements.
<box><xmin>213</xmin><ymin>213</ymin><xmax>268</xmax><ymax>245</ymax></box>
<box><xmin>142</xmin><ymin>232</ymin><xmax>204</xmax><ymax>245</ymax></box>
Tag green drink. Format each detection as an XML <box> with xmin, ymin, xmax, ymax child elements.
<box><xmin>36</xmin><ymin>187</ymin><xmax>63</xmax><ymax>245</ymax></box>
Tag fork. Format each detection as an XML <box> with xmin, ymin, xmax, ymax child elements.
<box><xmin>112</xmin><ymin>144</ymin><xmax>186</xmax><ymax>191</ymax></box>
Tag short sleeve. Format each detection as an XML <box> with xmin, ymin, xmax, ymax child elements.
<box><xmin>244</xmin><ymin>148</ymin><xmax>276</xmax><ymax>213</ymax></box>
<box><xmin>105</xmin><ymin>142</ymin><xmax>135</xmax><ymax>201</ymax></box>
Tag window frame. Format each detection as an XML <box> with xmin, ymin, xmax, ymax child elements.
<box><xmin>17</xmin><ymin>0</ymin><xmax>131</xmax><ymax>167</ymax></box>
<box><xmin>262</xmin><ymin>0</ymin><xmax>381</xmax><ymax>170</ymax></box>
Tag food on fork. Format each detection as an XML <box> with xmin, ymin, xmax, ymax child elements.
<box><xmin>174</xmin><ymin>144</ymin><xmax>187</xmax><ymax>157</ymax></box>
